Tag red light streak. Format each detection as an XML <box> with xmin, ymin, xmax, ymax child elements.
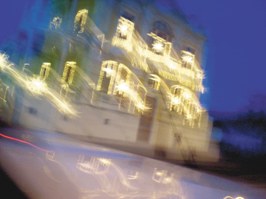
<box><xmin>0</xmin><ymin>133</ymin><xmax>49</xmax><ymax>152</ymax></box>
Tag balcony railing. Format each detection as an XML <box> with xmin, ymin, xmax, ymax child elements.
<box><xmin>111</xmin><ymin>17</ymin><xmax>204</xmax><ymax>93</ymax></box>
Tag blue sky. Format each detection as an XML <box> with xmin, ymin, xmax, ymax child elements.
<box><xmin>178</xmin><ymin>0</ymin><xmax>266</xmax><ymax>113</ymax></box>
<box><xmin>1</xmin><ymin>0</ymin><xmax>266</xmax><ymax>113</ymax></box>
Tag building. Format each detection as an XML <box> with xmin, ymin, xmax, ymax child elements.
<box><xmin>0</xmin><ymin>0</ymin><xmax>218</xmax><ymax>162</ymax></box>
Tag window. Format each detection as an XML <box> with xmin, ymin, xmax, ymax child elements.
<box><xmin>114</xmin><ymin>67</ymin><xmax>129</xmax><ymax>97</ymax></box>
<box><xmin>39</xmin><ymin>62</ymin><xmax>51</xmax><ymax>80</ymax></box>
<box><xmin>147</xmin><ymin>21</ymin><xmax>173</xmax><ymax>56</ymax></box>
<box><xmin>97</xmin><ymin>61</ymin><xmax>147</xmax><ymax>113</ymax></box>
<box><xmin>97</xmin><ymin>61</ymin><xmax>118</xmax><ymax>94</ymax></box>
<box><xmin>185</xmin><ymin>46</ymin><xmax>196</xmax><ymax>54</ymax></box>
<box><xmin>170</xmin><ymin>88</ymin><xmax>181</xmax><ymax>112</ymax></box>
<box><xmin>116</xmin><ymin>17</ymin><xmax>134</xmax><ymax>40</ymax></box>
<box><xmin>148</xmin><ymin>32</ymin><xmax>172</xmax><ymax>56</ymax></box>
<box><xmin>181</xmin><ymin>50</ymin><xmax>195</xmax><ymax>69</ymax></box>
<box><xmin>152</xmin><ymin>21</ymin><xmax>173</xmax><ymax>42</ymax></box>
<box><xmin>121</xmin><ymin>11</ymin><xmax>135</xmax><ymax>22</ymax></box>
<box><xmin>112</xmin><ymin>15</ymin><xmax>135</xmax><ymax>52</ymax></box>
<box><xmin>62</xmin><ymin>61</ymin><xmax>76</xmax><ymax>85</ymax></box>
<box><xmin>50</xmin><ymin>16</ymin><xmax>62</xmax><ymax>30</ymax></box>
<box><xmin>74</xmin><ymin>9</ymin><xmax>88</xmax><ymax>33</ymax></box>
<box><xmin>148</xmin><ymin>74</ymin><xmax>161</xmax><ymax>90</ymax></box>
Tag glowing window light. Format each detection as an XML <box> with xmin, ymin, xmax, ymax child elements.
<box><xmin>0</xmin><ymin>53</ymin><xmax>10</xmax><ymax>70</ymax></box>
<box><xmin>40</xmin><ymin>62</ymin><xmax>51</xmax><ymax>80</ymax></box>
<box><xmin>148</xmin><ymin>32</ymin><xmax>171</xmax><ymax>57</ymax></box>
<box><xmin>97</xmin><ymin>60</ymin><xmax>118</xmax><ymax>94</ymax></box>
<box><xmin>135</xmin><ymin>102</ymin><xmax>146</xmax><ymax>111</ymax></box>
<box><xmin>103</xmin><ymin>67</ymin><xmax>114</xmax><ymax>77</ymax></box>
<box><xmin>182</xmin><ymin>55</ymin><xmax>193</xmax><ymax>63</ymax></box>
<box><xmin>74</xmin><ymin>9</ymin><xmax>88</xmax><ymax>33</ymax></box>
<box><xmin>181</xmin><ymin>50</ymin><xmax>194</xmax><ymax>64</ymax></box>
<box><xmin>99</xmin><ymin>61</ymin><xmax>148</xmax><ymax>112</ymax></box>
<box><xmin>152</xmin><ymin>41</ymin><xmax>164</xmax><ymax>54</ymax></box>
<box><xmin>112</xmin><ymin>17</ymin><xmax>135</xmax><ymax>52</ymax></box>
<box><xmin>116</xmin><ymin>81</ymin><xmax>129</xmax><ymax>92</ymax></box>
<box><xmin>171</xmin><ymin>96</ymin><xmax>181</xmax><ymax>105</ymax></box>
<box><xmin>183</xmin><ymin>91</ymin><xmax>191</xmax><ymax>100</ymax></box>
<box><xmin>27</xmin><ymin>77</ymin><xmax>47</xmax><ymax>95</ymax></box>
<box><xmin>116</xmin><ymin>17</ymin><xmax>134</xmax><ymax>39</ymax></box>
<box><xmin>149</xmin><ymin>74</ymin><xmax>161</xmax><ymax>90</ymax></box>
<box><xmin>62</xmin><ymin>61</ymin><xmax>76</xmax><ymax>85</ymax></box>
<box><xmin>118</xmin><ymin>23</ymin><xmax>129</xmax><ymax>38</ymax></box>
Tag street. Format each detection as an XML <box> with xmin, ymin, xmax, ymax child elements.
<box><xmin>0</xmin><ymin>128</ymin><xmax>265</xmax><ymax>199</ymax></box>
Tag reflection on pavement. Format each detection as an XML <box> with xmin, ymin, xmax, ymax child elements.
<box><xmin>0</xmin><ymin>129</ymin><xmax>264</xmax><ymax>199</ymax></box>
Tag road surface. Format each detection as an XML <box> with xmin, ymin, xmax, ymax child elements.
<box><xmin>0</xmin><ymin>128</ymin><xmax>265</xmax><ymax>199</ymax></box>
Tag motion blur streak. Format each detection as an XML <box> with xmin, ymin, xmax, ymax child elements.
<box><xmin>0</xmin><ymin>133</ymin><xmax>48</xmax><ymax>152</ymax></box>
<box><xmin>0</xmin><ymin>53</ymin><xmax>78</xmax><ymax>116</ymax></box>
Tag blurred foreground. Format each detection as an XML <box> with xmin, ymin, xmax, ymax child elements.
<box><xmin>1</xmin><ymin>127</ymin><xmax>265</xmax><ymax>199</ymax></box>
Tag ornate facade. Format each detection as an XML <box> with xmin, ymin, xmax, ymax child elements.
<box><xmin>0</xmin><ymin>0</ymin><xmax>218</xmax><ymax>161</ymax></box>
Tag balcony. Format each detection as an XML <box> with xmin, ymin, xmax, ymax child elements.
<box><xmin>111</xmin><ymin>17</ymin><xmax>204</xmax><ymax>93</ymax></box>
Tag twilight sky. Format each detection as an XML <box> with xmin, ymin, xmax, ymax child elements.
<box><xmin>1</xmin><ymin>0</ymin><xmax>266</xmax><ymax>113</ymax></box>
<box><xmin>178</xmin><ymin>0</ymin><xmax>266</xmax><ymax>113</ymax></box>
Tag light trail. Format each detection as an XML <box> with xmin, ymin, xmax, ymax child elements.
<box><xmin>0</xmin><ymin>133</ymin><xmax>49</xmax><ymax>153</ymax></box>
<box><xmin>0</xmin><ymin>53</ymin><xmax>78</xmax><ymax>116</ymax></box>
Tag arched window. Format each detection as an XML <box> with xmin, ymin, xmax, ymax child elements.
<box><xmin>97</xmin><ymin>61</ymin><xmax>147</xmax><ymax>113</ymax></box>
<box><xmin>97</xmin><ymin>61</ymin><xmax>118</xmax><ymax>94</ymax></box>
<box><xmin>148</xmin><ymin>21</ymin><xmax>173</xmax><ymax>56</ymax></box>
<box><xmin>170</xmin><ymin>86</ymin><xmax>182</xmax><ymax>112</ymax></box>
<box><xmin>114</xmin><ymin>65</ymin><xmax>130</xmax><ymax>97</ymax></box>
<box><xmin>121</xmin><ymin>11</ymin><xmax>135</xmax><ymax>22</ymax></box>
<box><xmin>152</xmin><ymin>21</ymin><xmax>173</xmax><ymax>42</ymax></box>
<box><xmin>74</xmin><ymin>9</ymin><xmax>88</xmax><ymax>33</ymax></box>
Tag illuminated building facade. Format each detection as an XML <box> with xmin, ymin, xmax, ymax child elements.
<box><xmin>1</xmin><ymin>0</ymin><xmax>218</xmax><ymax>161</ymax></box>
